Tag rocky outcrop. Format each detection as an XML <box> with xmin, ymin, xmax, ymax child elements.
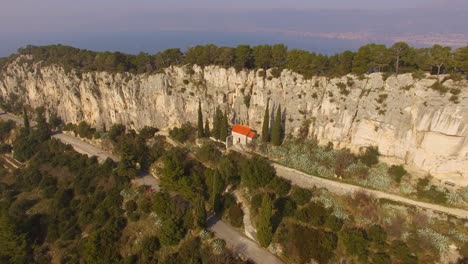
<box><xmin>1</xmin><ymin>56</ymin><xmax>467</xmax><ymax>185</ymax></box>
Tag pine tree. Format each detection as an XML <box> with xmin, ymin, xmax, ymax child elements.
<box><xmin>204</xmin><ymin>118</ymin><xmax>210</xmax><ymax>137</ymax></box>
<box><xmin>22</xmin><ymin>107</ymin><xmax>30</xmax><ymax>136</ymax></box>
<box><xmin>194</xmin><ymin>196</ymin><xmax>206</xmax><ymax>229</ymax></box>
<box><xmin>219</xmin><ymin>111</ymin><xmax>228</xmax><ymax>141</ymax></box>
<box><xmin>271</xmin><ymin>105</ymin><xmax>282</xmax><ymax>146</ymax></box>
<box><xmin>257</xmin><ymin>195</ymin><xmax>273</xmax><ymax>247</ymax></box>
<box><xmin>261</xmin><ymin>99</ymin><xmax>270</xmax><ymax>142</ymax></box>
<box><xmin>197</xmin><ymin>101</ymin><xmax>204</xmax><ymax>138</ymax></box>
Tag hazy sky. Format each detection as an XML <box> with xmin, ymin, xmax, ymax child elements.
<box><xmin>0</xmin><ymin>0</ymin><xmax>467</xmax><ymax>56</ymax></box>
<box><xmin>1</xmin><ymin>0</ymin><xmax>465</xmax><ymax>33</ymax></box>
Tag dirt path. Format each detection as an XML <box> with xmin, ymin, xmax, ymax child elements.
<box><xmin>233</xmin><ymin>189</ymin><xmax>257</xmax><ymax>240</ymax></box>
<box><xmin>207</xmin><ymin>215</ymin><xmax>283</xmax><ymax>264</ymax></box>
<box><xmin>273</xmin><ymin>162</ymin><xmax>468</xmax><ymax>219</ymax></box>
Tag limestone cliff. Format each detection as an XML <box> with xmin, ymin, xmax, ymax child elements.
<box><xmin>1</xmin><ymin>56</ymin><xmax>467</xmax><ymax>185</ymax></box>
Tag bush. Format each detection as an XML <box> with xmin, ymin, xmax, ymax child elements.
<box><xmin>340</xmin><ymin>228</ymin><xmax>369</xmax><ymax>260</ymax></box>
<box><xmin>228</xmin><ymin>203</ymin><xmax>244</xmax><ymax>228</ymax></box>
<box><xmin>295</xmin><ymin>202</ymin><xmax>329</xmax><ymax>226</ymax></box>
<box><xmin>430</xmin><ymin>81</ymin><xmax>449</xmax><ymax>94</ymax></box>
<box><xmin>290</xmin><ymin>187</ymin><xmax>312</xmax><ymax>206</ymax></box>
<box><xmin>360</xmin><ymin>146</ymin><xmax>379</xmax><ymax>167</ymax></box>
<box><xmin>267</xmin><ymin>177</ymin><xmax>291</xmax><ymax>197</ymax></box>
<box><xmin>0</xmin><ymin>143</ymin><xmax>12</xmax><ymax>153</ymax></box>
<box><xmin>139</xmin><ymin>126</ymin><xmax>159</xmax><ymax>139</ymax></box>
<box><xmin>239</xmin><ymin>156</ymin><xmax>276</xmax><ymax>189</ymax></box>
<box><xmin>169</xmin><ymin>123</ymin><xmax>195</xmax><ymax>143</ymax></box>
<box><xmin>388</xmin><ymin>165</ymin><xmax>407</xmax><ymax>183</ymax></box>
<box><xmin>412</xmin><ymin>70</ymin><xmax>426</xmax><ymax>80</ymax></box>
<box><xmin>108</xmin><ymin>124</ymin><xmax>126</xmax><ymax>143</ymax></box>
<box><xmin>196</xmin><ymin>142</ymin><xmax>221</xmax><ymax>162</ymax></box>
<box><xmin>416</xmin><ymin>177</ymin><xmax>448</xmax><ymax>204</ymax></box>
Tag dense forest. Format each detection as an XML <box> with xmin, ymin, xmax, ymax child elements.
<box><xmin>1</xmin><ymin>43</ymin><xmax>467</xmax><ymax>78</ymax></box>
<box><xmin>1</xmin><ymin>105</ymin><xmax>467</xmax><ymax>263</ymax></box>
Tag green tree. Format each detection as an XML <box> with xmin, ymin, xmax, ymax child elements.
<box><xmin>219</xmin><ymin>111</ymin><xmax>228</xmax><ymax>142</ymax></box>
<box><xmin>212</xmin><ymin>107</ymin><xmax>223</xmax><ymax>140</ymax></box>
<box><xmin>234</xmin><ymin>45</ymin><xmax>253</xmax><ymax>70</ymax></box>
<box><xmin>197</xmin><ymin>101</ymin><xmax>204</xmax><ymax>138</ymax></box>
<box><xmin>240</xmin><ymin>156</ymin><xmax>276</xmax><ymax>189</ymax></box>
<box><xmin>391</xmin><ymin>42</ymin><xmax>410</xmax><ymax>74</ymax></box>
<box><xmin>253</xmin><ymin>45</ymin><xmax>272</xmax><ymax>69</ymax></box>
<box><xmin>353</xmin><ymin>44</ymin><xmax>391</xmax><ymax>74</ymax></box>
<box><xmin>430</xmin><ymin>45</ymin><xmax>452</xmax><ymax>77</ymax></box>
<box><xmin>193</xmin><ymin>196</ymin><xmax>206</xmax><ymax>229</ymax></box>
<box><xmin>210</xmin><ymin>171</ymin><xmax>223</xmax><ymax>214</ymax></box>
<box><xmin>161</xmin><ymin>149</ymin><xmax>185</xmax><ymax>189</ymax></box>
<box><xmin>261</xmin><ymin>99</ymin><xmax>270</xmax><ymax>142</ymax></box>
<box><xmin>341</xmin><ymin>228</ymin><xmax>369</xmax><ymax>260</ymax></box>
<box><xmin>204</xmin><ymin>118</ymin><xmax>210</xmax><ymax>138</ymax></box>
<box><xmin>271</xmin><ymin>105</ymin><xmax>282</xmax><ymax>146</ymax></box>
<box><xmin>160</xmin><ymin>217</ymin><xmax>185</xmax><ymax>246</ymax></box>
<box><xmin>0</xmin><ymin>208</ymin><xmax>28</xmax><ymax>263</ymax></box>
<box><xmin>257</xmin><ymin>195</ymin><xmax>273</xmax><ymax>247</ymax></box>
<box><xmin>454</xmin><ymin>46</ymin><xmax>468</xmax><ymax>73</ymax></box>
<box><xmin>271</xmin><ymin>44</ymin><xmax>288</xmax><ymax>69</ymax></box>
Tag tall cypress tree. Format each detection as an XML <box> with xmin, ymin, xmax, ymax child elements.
<box><xmin>204</xmin><ymin>118</ymin><xmax>210</xmax><ymax>138</ymax></box>
<box><xmin>212</xmin><ymin>107</ymin><xmax>221</xmax><ymax>140</ymax></box>
<box><xmin>197</xmin><ymin>101</ymin><xmax>204</xmax><ymax>138</ymax></box>
<box><xmin>271</xmin><ymin>105</ymin><xmax>282</xmax><ymax>146</ymax></box>
<box><xmin>194</xmin><ymin>196</ymin><xmax>206</xmax><ymax>229</ymax></box>
<box><xmin>257</xmin><ymin>195</ymin><xmax>273</xmax><ymax>247</ymax></box>
<box><xmin>261</xmin><ymin>99</ymin><xmax>270</xmax><ymax>142</ymax></box>
<box><xmin>210</xmin><ymin>171</ymin><xmax>223</xmax><ymax>214</ymax></box>
<box><xmin>219</xmin><ymin>111</ymin><xmax>228</xmax><ymax>141</ymax></box>
<box><xmin>22</xmin><ymin>107</ymin><xmax>30</xmax><ymax>136</ymax></box>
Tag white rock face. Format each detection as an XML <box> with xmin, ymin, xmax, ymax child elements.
<box><xmin>1</xmin><ymin>57</ymin><xmax>467</xmax><ymax>185</ymax></box>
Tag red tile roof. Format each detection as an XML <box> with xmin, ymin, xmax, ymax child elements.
<box><xmin>232</xmin><ymin>125</ymin><xmax>256</xmax><ymax>138</ymax></box>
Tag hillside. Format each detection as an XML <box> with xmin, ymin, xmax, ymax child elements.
<box><xmin>1</xmin><ymin>50</ymin><xmax>467</xmax><ymax>185</ymax></box>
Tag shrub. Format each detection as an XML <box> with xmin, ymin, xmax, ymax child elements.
<box><xmin>412</xmin><ymin>70</ymin><xmax>425</xmax><ymax>80</ymax></box>
<box><xmin>0</xmin><ymin>143</ymin><xmax>12</xmax><ymax>153</ymax></box>
<box><xmin>430</xmin><ymin>81</ymin><xmax>449</xmax><ymax>94</ymax></box>
<box><xmin>416</xmin><ymin>177</ymin><xmax>448</xmax><ymax>204</ymax></box>
<box><xmin>388</xmin><ymin>165</ymin><xmax>407</xmax><ymax>183</ymax></box>
<box><xmin>271</xmin><ymin>68</ymin><xmax>282</xmax><ymax>78</ymax></box>
<box><xmin>239</xmin><ymin>156</ymin><xmax>276</xmax><ymax>189</ymax></box>
<box><xmin>334</xmin><ymin>149</ymin><xmax>356</xmax><ymax>177</ymax></box>
<box><xmin>295</xmin><ymin>202</ymin><xmax>329</xmax><ymax>226</ymax></box>
<box><xmin>243</xmin><ymin>95</ymin><xmax>251</xmax><ymax>108</ymax></box>
<box><xmin>139</xmin><ymin>126</ymin><xmax>159</xmax><ymax>139</ymax></box>
<box><xmin>290</xmin><ymin>187</ymin><xmax>312</xmax><ymax>206</ymax></box>
<box><xmin>228</xmin><ymin>203</ymin><xmax>244</xmax><ymax>228</ymax></box>
<box><xmin>360</xmin><ymin>146</ymin><xmax>379</xmax><ymax>167</ymax></box>
<box><xmin>267</xmin><ymin>177</ymin><xmax>291</xmax><ymax>197</ymax></box>
<box><xmin>196</xmin><ymin>142</ymin><xmax>221</xmax><ymax>162</ymax></box>
<box><xmin>169</xmin><ymin>123</ymin><xmax>195</xmax><ymax>143</ymax></box>
<box><xmin>337</xmin><ymin>82</ymin><xmax>350</xmax><ymax>95</ymax></box>
<box><xmin>108</xmin><ymin>124</ymin><xmax>126</xmax><ymax>143</ymax></box>
<box><xmin>382</xmin><ymin>72</ymin><xmax>392</xmax><ymax>81</ymax></box>
<box><xmin>340</xmin><ymin>228</ymin><xmax>369</xmax><ymax>260</ymax></box>
<box><xmin>325</xmin><ymin>215</ymin><xmax>344</xmax><ymax>232</ymax></box>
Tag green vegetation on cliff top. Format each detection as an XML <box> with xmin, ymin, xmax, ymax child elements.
<box><xmin>1</xmin><ymin>43</ymin><xmax>467</xmax><ymax>78</ymax></box>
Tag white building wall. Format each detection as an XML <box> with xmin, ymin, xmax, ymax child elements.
<box><xmin>232</xmin><ymin>132</ymin><xmax>248</xmax><ymax>145</ymax></box>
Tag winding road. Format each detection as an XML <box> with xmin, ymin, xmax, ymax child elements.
<box><xmin>230</xmin><ymin>145</ymin><xmax>468</xmax><ymax>219</ymax></box>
